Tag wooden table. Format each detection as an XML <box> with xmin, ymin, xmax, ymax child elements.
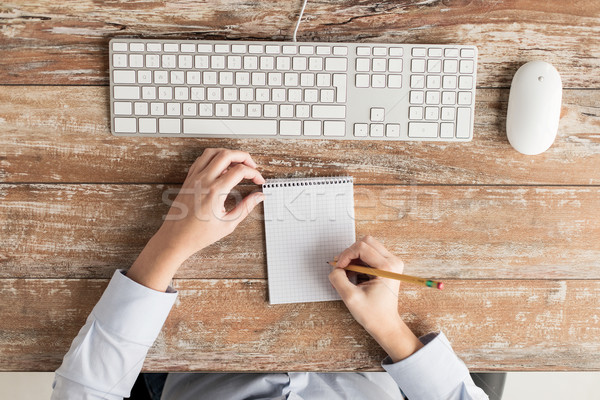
<box><xmin>1</xmin><ymin>0</ymin><xmax>599</xmax><ymax>372</ymax></box>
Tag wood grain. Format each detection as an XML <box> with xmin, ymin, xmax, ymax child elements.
<box><xmin>1</xmin><ymin>278</ymin><xmax>598</xmax><ymax>372</ymax></box>
<box><xmin>1</xmin><ymin>1</ymin><xmax>599</xmax><ymax>87</ymax></box>
<box><xmin>2</xmin><ymin>184</ymin><xmax>599</xmax><ymax>280</ymax></box>
<box><xmin>0</xmin><ymin>87</ymin><xmax>598</xmax><ymax>184</ymax></box>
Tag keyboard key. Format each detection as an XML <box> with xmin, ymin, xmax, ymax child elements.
<box><xmin>164</xmin><ymin>43</ymin><xmax>179</xmax><ymax>52</ymax></box>
<box><xmin>372</xmin><ymin>74</ymin><xmax>386</xmax><ymax>88</ymax></box>
<box><xmin>355</xmin><ymin>74</ymin><xmax>369</xmax><ymax>88</ymax></box>
<box><xmin>293</xmin><ymin>57</ymin><xmax>307</xmax><ymax>71</ymax></box>
<box><xmin>370</xmin><ymin>107</ymin><xmax>385</xmax><ymax>122</ymax></box>
<box><xmin>236</xmin><ymin>71</ymin><xmax>250</xmax><ymax>85</ymax></box>
<box><xmin>266</xmin><ymin>45</ymin><xmax>280</xmax><ymax>54</ymax></box>
<box><xmin>412</xmin><ymin>48</ymin><xmax>426</xmax><ymax>57</ymax></box>
<box><xmin>386</xmin><ymin>124</ymin><xmax>400</xmax><ymax>137</ymax></box>
<box><xmin>316</xmin><ymin>46</ymin><xmax>331</xmax><ymax>55</ymax></box>
<box><xmin>223</xmin><ymin>87</ymin><xmax>237</xmax><ymax>101</ymax></box>
<box><xmin>442</xmin><ymin>91</ymin><xmax>456</xmax><ymax>105</ymax></box>
<box><xmin>183</xmin><ymin>103</ymin><xmax>197</xmax><ymax>116</ymax></box>
<box><xmin>114</xmin><ymin>86</ymin><xmax>140</xmax><ymax>99</ymax></box>
<box><xmin>443</xmin><ymin>59</ymin><xmax>458</xmax><ymax>73</ymax></box>
<box><xmin>280</xmin><ymin>120</ymin><xmax>301</xmax><ymax>135</ymax></box>
<box><xmin>129</xmin><ymin>54</ymin><xmax>143</xmax><ymax>68</ymax></box>
<box><xmin>456</xmin><ymin>108</ymin><xmax>471</xmax><ymax>138</ymax></box>
<box><xmin>356</xmin><ymin>47</ymin><xmax>370</xmax><ymax>56</ymax></box>
<box><xmin>248</xmin><ymin>45</ymin><xmax>263</xmax><ymax>54</ymax></box>
<box><xmin>112</xmin><ymin>42</ymin><xmax>128</xmax><ymax>51</ymax></box>
<box><xmin>316</xmin><ymin>73</ymin><xmax>331</xmax><ymax>87</ymax></box>
<box><xmin>113</xmin><ymin>70</ymin><xmax>135</xmax><ymax>84</ymax></box>
<box><xmin>211</xmin><ymin>55</ymin><xmax>225</xmax><ymax>69</ymax></box>
<box><xmin>319</xmin><ymin>89</ymin><xmax>335</xmax><ymax>103</ymax></box>
<box><xmin>260</xmin><ymin>56</ymin><xmax>274</xmax><ymax>70</ymax></box>
<box><xmin>459</xmin><ymin>75</ymin><xmax>474</xmax><ymax>89</ymax></box>
<box><xmin>138</xmin><ymin>70</ymin><xmax>152</xmax><ymax>83</ymax></box>
<box><xmin>113</xmin><ymin>54</ymin><xmax>127</xmax><ymax>68</ymax></box>
<box><xmin>313</xmin><ymin>105</ymin><xmax>346</xmax><ymax>119</ymax></box>
<box><xmin>304</xmin><ymin>89</ymin><xmax>318</xmax><ymax>103</ymax></box>
<box><xmin>373</xmin><ymin>47</ymin><xmax>387</xmax><ymax>56</ymax></box>
<box><xmin>183</xmin><ymin>119</ymin><xmax>277</xmax><ymax>135</ymax></box>
<box><xmin>426</xmin><ymin>91</ymin><xmax>440</xmax><ymax>104</ymax></box>
<box><xmin>460</xmin><ymin>59</ymin><xmax>474</xmax><ymax>74</ymax></box>
<box><xmin>232</xmin><ymin>44</ymin><xmax>247</xmax><ymax>53</ymax></box>
<box><xmin>186</xmin><ymin>71</ymin><xmax>201</xmax><ymax>85</ymax></box>
<box><xmin>272</xmin><ymin>88</ymin><xmax>286</xmax><ymax>102</ymax></box>
<box><xmin>232</xmin><ymin>103</ymin><xmax>246</xmax><ymax>117</ymax></box>
<box><xmin>199</xmin><ymin>103</ymin><xmax>213</xmax><ymax>116</ymax></box>
<box><xmin>427</xmin><ymin>59</ymin><xmax>441</xmax><ymax>73</ymax></box>
<box><xmin>388</xmin><ymin>75</ymin><xmax>402</xmax><ymax>88</ymax></box>
<box><xmin>159</xmin><ymin>118</ymin><xmax>181</xmax><ymax>134</ymax></box>
<box><xmin>195</xmin><ymin>55</ymin><xmax>209</xmax><ymax>69</ymax></box>
<box><xmin>388</xmin><ymin>59</ymin><xmax>403</xmax><ymax>72</ymax></box>
<box><xmin>356</xmin><ymin>58</ymin><xmax>370</xmax><ymax>72</ymax></box>
<box><xmin>181</xmin><ymin>44</ymin><xmax>195</xmax><ymax>52</ymax></box>
<box><xmin>240</xmin><ymin>88</ymin><xmax>254</xmax><ymax>101</ymax></box>
<box><xmin>296</xmin><ymin>104</ymin><xmax>310</xmax><ymax>118</ymax></box>
<box><xmin>333</xmin><ymin>74</ymin><xmax>347</xmax><ymax>102</ymax></box>
<box><xmin>142</xmin><ymin>86</ymin><xmax>156</xmax><ymax>100</ymax></box>
<box><xmin>276</xmin><ymin>56</ymin><xmax>291</xmax><ymax>70</ymax></box>
<box><xmin>354</xmin><ymin>123</ymin><xmax>368</xmax><ymax>137</ymax></box>
<box><xmin>442</xmin><ymin>75</ymin><xmax>457</xmax><ymax>89</ymax></box>
<box><xmin>139</xmin><ymin>118</ymin><xmax>157</xmax><ymax>133</ymax></box>
<box><xmin>444</xmin><ymin>48</ymin><xmax>459</xmax><ymax>57</ymax></box>
<box><xmin>146</xmin><ymin>55</ymin><xmax>159</xmax><ymax>68</ymax></box>
<box><xmin>458</xmin><ymin>92</ymin><xmax>472</xmax><ymax>105</ymax></box>
<box><xmin>158</xmin><ymin>86</ymin><xmax>173</xmax><ymax>100</ymax></box>
<box><xmin>461</xmin><ymin>48</ymin><xmax>475</xmax><ymax>58</ymax></box>
<box><xmin>166</xmin><ymin>102</ymin><xmax>181</xmax><ymax>116</ymax></box>
<box><xmin>134</xmin><ymin>102</ymin><xmax>148</xmax><ymax>115</ymax></box>
<box><xmin>409</xmin><ymin>91</ymin><xmax>424</xmax><ymax>104</ymax></box>
<box><xmin>409</xmin><ymin>106</ymin><xmax>423</xmax><ymax>120</ymax></box>
<box><xmin>411</xmin><ymin>59</ymin><xmax>425</xmax><ymax>73</ymax></box>
<box><xmin>300</xmin><ymin>73</ymin><xmax>314</xmax><ymax>86</ymax></box>
<box><xmin>389</xmin><ymin>47</ymin><xmax>403</xmax><ymax>56</ymax></box>
<box><xmin>308</xmin><ymin>57</ymin><xmax>323</xmax><ymax>71</ymax></box>
<box><xmin>426</xmin><ymin>75</ymin><xmax>441</xmax><ymax>89</ymax></box>
<box><xmin>428</xmin><ymin>48</ymin><xmax>442</xmax><ymax>57</ymax></box>
<box><xmin>410</xmin><ymin>75</ymin><xmax>425</xmax><ymax>89</ymax></box>
<box><xmin>161</xmin><ymin>55</ymin><xmax>176</xmax><ymax>68</ymax></box>
<box><xmin>283</xmin><ymin>45</ymin><xmax>298</xmax><ymax>54</ymax></box>
<box><xmin>372</xmin><ymin>58</ymin><xmax>386</xmax><ymax>72</ymax></box>
<box><xmin>150</xmin><ymin>103</ymin><xmax>164</xmax><ymax>115</ymax></box>
<box><xmin>147</xmin><ymin>43</ymin><xmax>161</xmax><ymax>52</ymax></box>
<box><xmin>370</xmin><ymin>124</ymin><xmax>384</xmax><ymax>137</ymax></box>
<box><xmin>228</xmin><ymin>55</ymin><xmax>242</xmax><ymax>69</ymax></box>
<box><xmin>408</xmin><ymin>122</ymin><xmax>438</xmax><ymax>138</ymax></box>
<box><xmin>284</xmin><ymin>72</ymin><xmax>299</xmax><ymax>86</ymax></box>
<box><xmin>178</xmin><ymin>55</ymin><xmax>193</xmax><ymax>69</ymax></box>
<box><xmin>264</xmin><ymin>104</ymin><xmax>278</xmax><ymax>117</ymax></box>
<box><xmin>252</xmin><ymin>72</ymin><xmax>266</xmax><ymax>86</ymax></box>
<box><xmin>191</xmin><ymin>87</ymin><xmax>205</xmax><ymax>100</ymax></box>
<box><xmin>215</xmin><ymin>103</ymin><xmax>229</xmax><ymax>117</ymax></box>
<box><xmin>323</xmin><ymin>121</ymin><xmax>345</xmax><ymax>136</ymax></box>
<box><xmin>304</xmin><ymin>120</ymin><xmax>322</xmax><ymax>136</ymax></box>
<box><xmin>207</xmin><ymin>87</ymin><xmax>221</xmax><ymax>101</ymax></box>
<box><xmin>248</xmin><ymin>104</ymin><xmax>261</xmax><ymax>117</ymax></box>
<box><xmin>114</xmin><ymin>101</ymin><xmax>132</xmax><ymax>115</ymax></box>
<box><xmin>214</xmin><ymin>44</ymin><xmax>230</xmax><ymax>53</ymax></box>
<box><xmin>325</xmin><ymin>58</ymin><xmax>347</xmax><ymax>72</ymax></box>
<box><xmin>441</xmin><ymin>107</ymin><xmax>455</xmax><ymax>120</ymax></box>
<box><xmin>174</xmin><ymin>87</ymin><xmax>188</xmax><ymax>100</ymax></box>
<box><xmin>440</xmin><ymin>122</ymin><xmax>454</xmax><ymax>138</ymax></box>
<box><xmin>280</xmin><ymin>104</ymin><xmax>294</xmax><ymax>118</ymax></box>
<box><xmin>219</xmin><ymin>71</ymin><xmax>234</xmax><ymax>85</ymax></box>
<box><xmin>333</xmin><ymin>46</ymin><xmax>348</xmax><ymax>55</ymax></box>
<box><xmin>299</xmin><ymin>46</ymin><xmax>314</xmax><ymax>55</ymax></box>
<box><xmin>244</xmin><ymin>56</ymin><xmax>258</xmax><ymax>70</ymax></box>
<box><xmin>425</xmin><ymin>107</ymin><xmax>439</xmax><ymax>120</ymax></box>
<box><xmin>288</xmin><ymin>88</ymin><xmax>302</xmax><ymax>102</ymax></box>
<box><xmin>170</xmin><ymin>71</ymin><xmax>184</xmax><ymax>84</ymax></box>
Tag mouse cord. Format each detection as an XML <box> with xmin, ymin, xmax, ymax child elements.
<box><xmin>292</xmin><ymin>0</ymin><xmax>309</xmax><ymax>42</ymax></box>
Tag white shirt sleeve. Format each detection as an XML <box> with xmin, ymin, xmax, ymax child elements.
<box><xmin>51</xmin><ymin>270</ymin><xmax>178</xmax><ymax>400</ymax></box>
<box><xmin>382</xmin><ymin>332</ymin><xmax>489</xmax><ymax>400</ymax></box>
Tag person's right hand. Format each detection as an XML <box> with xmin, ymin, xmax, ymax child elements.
<box><xmin>329</xmin><ymin>236</ymin><xmax>423</xmax><ymax>361</ymax></box>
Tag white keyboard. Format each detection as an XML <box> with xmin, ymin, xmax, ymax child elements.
<box><xmin>109</xmin><ymin>39</ymin><xmax>477</xmax><ymax>141</ymax></box>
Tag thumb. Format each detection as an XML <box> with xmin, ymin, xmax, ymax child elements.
<box><xmin>329</xmin><ymin>267</ymin><xmax>358</xmax><ymax>300</ymax></box>
<box><xmin>224</xmin><ymin>191</ymin><xmax>264</xmax><ymax>225</ymax></box>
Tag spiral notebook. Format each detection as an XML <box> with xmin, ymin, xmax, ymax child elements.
<box><xmin>262</xmin><ymin>176</ymin><xmax>355</xmax><ymax>304</ymax></box>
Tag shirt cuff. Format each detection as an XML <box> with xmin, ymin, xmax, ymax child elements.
<box><xmin>92</xmin><ymin>269</ymin><xmax>178</xmax><ymax>346</ymax></box>
<box><xmin>382</xmin><ymin>332</ymin><xmax>471</xmax><ymax>400</ymax></box>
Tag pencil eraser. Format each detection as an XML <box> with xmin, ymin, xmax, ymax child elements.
<box><xmin>437</xmin><ymin>282</ymin><xmax>444</xmax><ymax>290</ymax></box>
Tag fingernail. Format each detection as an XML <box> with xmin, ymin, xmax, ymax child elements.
<box><xmin>256</xmin><ymin>192</ymin><xmax>265</xmax><ymax>203</ymax></box>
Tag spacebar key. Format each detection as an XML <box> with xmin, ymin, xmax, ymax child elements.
<box><xmin>183</xmin><ymin>119</ymin><xmax>277</xmax><ymax>135</ymax></box>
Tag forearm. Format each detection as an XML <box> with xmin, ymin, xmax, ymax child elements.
<box><xmin>367</xmin><ymin>316</ymin><xmax>424</xmax><ymax>362</ymax></box>
<box><xmin>127</xmin><ymin>228</ymin><xmax>189</xmax><ymax>292</ymax></box>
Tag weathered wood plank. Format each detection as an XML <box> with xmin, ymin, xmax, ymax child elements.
<box><xmin>2</xmin><ymin>184</ymin><xmax>599</xmax><ymax>280</ymax></box>
<box><xmin>1</xmin><ymin>278</ymin><xmax>598</xmax><ymax>371</ymax></box>
<box><xmin>0</xmin><ymin>1</ymin><xmax>599</xmax><ymax>87</ymax></box>
<box><xmin>0</xmin><ymin>87</ymin><xmax>598</xmax><ymax>184</ymax></box>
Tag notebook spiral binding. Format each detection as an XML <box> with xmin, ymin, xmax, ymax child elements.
<box><xmin>262</xmin><ymin>176</ymin><xmax>353</xmax><ymax>189</ymax></box>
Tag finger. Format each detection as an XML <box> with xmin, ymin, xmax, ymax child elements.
<box><xmin>362</xmin><ymin>235</ymin><xmax>394</xmax><ymax>258</ymax></box>
<box><xmin>223</xmin><ymin>191</ymin><xmax>265</xmax><ymax>225</ymax></box>
<box><xmin>337</xmin><ymin>240</ymin><xmax>395</xmax><ymax>272</ymax></box>
<box><xmin>205</xmin><ymin>150</ymin><xmax>258</xmax><ymax>179</ymax></box>
<box><xmin>217</xmin><ymin>164</ymin><xmax>265</xmax><ymax>192</ymax></box>
<box><xmin>329</xmin><ymin>267</ymin><xmax>358</xmax><ymax>300</ymax></box>
<box><xmin>187</xmin><ymin>148</ymin><xmax>221</xmax><ymax>177</ymax></box>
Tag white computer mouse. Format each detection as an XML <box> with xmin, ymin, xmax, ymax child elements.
<box><xmin>506</xmin><ymin>61</ymin><xmax>562</xmax><ymax>155</ymax></box>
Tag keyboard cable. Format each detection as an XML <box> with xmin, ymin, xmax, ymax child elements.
<box><xmin>292</xmin><ymin>0</ymin><xmax>309</xmax><ymax>42</ymax></box>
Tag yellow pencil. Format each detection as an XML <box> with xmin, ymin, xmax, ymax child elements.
<box><xmin>328</xmin><ymin>262</ymin><xmax>444</xmax><ymax>290</ymax></box>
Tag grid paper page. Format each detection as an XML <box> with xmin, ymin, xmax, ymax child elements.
<box><xmin>263</xmin><ymin>176</ymin><xmax>355</xmax><ymax>304</ymax></box>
